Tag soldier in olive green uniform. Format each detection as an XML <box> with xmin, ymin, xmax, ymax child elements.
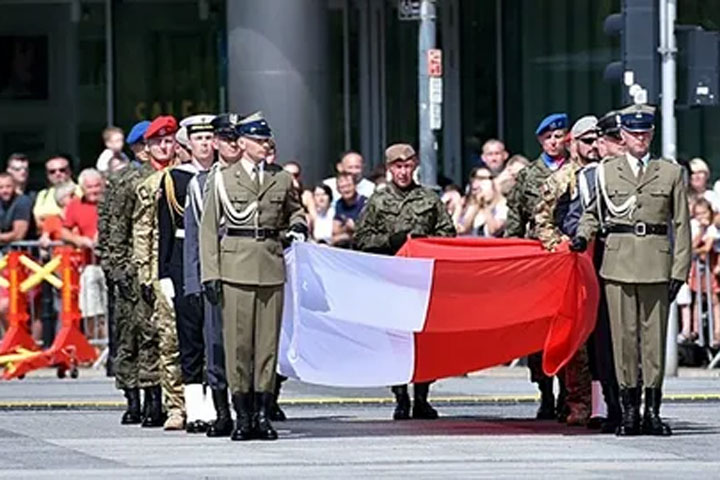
<box><xmin>505</xmin><ymin>113</ymin><xmax>569</xmax><ymax>420</ymax></box>
<box><xmin>355</xmin><ymin>143</ymin><xmax>456</xmax><ymax>421</ymax></box>
<box><xmin>103</xmin><ymin>121</ymin><xmax>164</xmax><ymax>426</ymax></box>
<box><xmin>133</xmin><ymin>115</ymin><xmax>186</xmax><ymax>431</ymax></box>
<box><xmin>573</xmin><ymin>104</ymin><xmax>691</xmax><ymax>436</ymax></box>
<box><xmin>200</xmin><ymin>112</ymin><xmax>307</xmax><ymax>441</ymax></box>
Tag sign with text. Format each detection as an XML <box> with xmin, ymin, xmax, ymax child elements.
<box><xmin>427</xmin><ymin>49</ymin><xmax>442</xmax><ymax>77</ymax></box>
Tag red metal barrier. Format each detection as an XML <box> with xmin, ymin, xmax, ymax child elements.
<box><xmin>0</xmin><ymin>251</ymin><xmax>37</xmax><ymax>355</ymax></box>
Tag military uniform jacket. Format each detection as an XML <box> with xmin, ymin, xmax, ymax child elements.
<box><xmin>505</xmin><ymin>156</ymin><xmax>557</xmax><ymax>239</ymax></box>
<box><xmin>533</xmin><ymin>159</ymin><xmax>583</xmax><ymax>250</ymax></box>
<box><xmin>354</xmin><ymin>182</ymin><xmax>456</xmax><ymax>254</ymax></box>
<box><xmin>562</xmin><ymin>164</ymin><xmax>599</xmax><ymax>238</ymax></box>
<box><xmin>200</xmin><ymin>161</ymin><xmax>306</xmax><ymax>286</ymax></box>
<box><xmin>183</xmin><ymin>170</ymin><xmax>209</xmax><ymax>296</ymax></box>
<box><xmin>133</xmin><ymin>167</ymin><xmax>169</xmax><ymax>286</ymax></box>
<box><xmin>577</xmin><ymin>155</ymin><xmax>691</xmax><ymax>284</ymax></box>
<box><xmin>158</xmin><ymin>163</ymin><xmax>199</xmax><ymax>288</ymax></box>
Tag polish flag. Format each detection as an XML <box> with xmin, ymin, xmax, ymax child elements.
<box><xmin>278</xmin><ymin>238</ymin><xmax>598</xmax><ymax>387</ymax></box>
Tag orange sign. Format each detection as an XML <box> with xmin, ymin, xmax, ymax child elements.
<box><xmin>427</xmin><ymin>49</ymin><xmax>442</xmax><ymax>77</ymax></box>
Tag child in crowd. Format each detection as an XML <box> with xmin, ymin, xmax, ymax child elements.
<box><xmin>95</xmin><ymin>126</ymin><xmax>127</xmax><ymax>173</ymax></box>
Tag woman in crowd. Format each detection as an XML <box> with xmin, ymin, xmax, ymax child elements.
<box><xmin>456</xmin><ymin>168</ymin><xmax>507</xmax><ymax>237</ymax></box>
<box><xmin>307</xmin><ymin>184</ymin><xmax>334</xmax><ymax>244</ymax></box>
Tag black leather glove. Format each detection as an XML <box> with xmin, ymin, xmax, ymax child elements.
<box><xmin>569</xmin><ymin>236</ymin><xmax>588</xmax><ymax>252</ymax></box>
<box><xmin>388</xmin><ymin>230</ymin><xmax>410</xmax><ymax>253</ymax></box>
<box><xmin>140</xmin><ymin>283</ymin><xmax>155</xmax><ymax>306</ymax></box>
<box><xmin>668</xmin><ymin>278</ymin><xmax>684</xmax><ymax>303</ymax></box>
<box><xmin>203</xmin><ymin>280</ymin><xmax>222</xmax><ymax>306</ymax></box>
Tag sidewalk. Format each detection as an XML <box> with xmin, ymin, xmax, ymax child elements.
<box><xmin>1</xmin><ymin>366</ymin><xmax>717</xmax><ymax>410</ymax></box>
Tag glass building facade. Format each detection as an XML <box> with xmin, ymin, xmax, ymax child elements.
<box><xmin>1</xmin><ymin>0</ymin><xmax>719</xmax><ymax>190</ymax></box>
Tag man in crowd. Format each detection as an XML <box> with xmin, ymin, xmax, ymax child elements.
<box><xmin>184</xmin><ymin>113</ymin><xmax>245</xmax><ymax>438</ymax></box>
<box><xmin>331</xmin><ymin>172</ymin><xmax>367</xmax><ymax>248</ymax></box>
<box><xmin>355</xmin><ymin>143</ymin><xmax>456</xmax><ymax>420</ymax></box>
<box><xmin>33</xmin><ymin>154</ymin><xmax>77</xmax><ymax>231</ymax></box>
<box><xmin>479</xmin><ymin>139</ymin><xmax>509</xmax><ymax>176</ymax></box>
<box><xmin>200</xmin><ymin>112</ymin><xmax>307</xmax><ymax>441</ymax></box>
<box><xmin>0</xmin><ymin>173</ymin><xmax>31</xmax><ymax>246</ymax></box>
<box><xmin>157</xmin><ymin>114</ymin><xmax>216</xmax><ymax>433</ymax></box>
<box><xmin>6</xmin><ymin>153</ymin><xmax>31</xmax><ymax>197</ymax></box>
<box><xmin>533</xmin><ymin>116</ymin><xmax>601</xmax><ymax>426</ymax></box>
<box><xmin>505</xmin><ymin>112</ymin><xmax>569</xmax><ymax>420</ymax></box>
<box><xmin>572</xmin><ymin>104</ymin><xmax>691</xmax><ymax>437</ymax></box>
<box><xmin>104</xmin><ymin>119</ymin><xmax>163</xmax><ymax>427</ymax></box>
<box><xmin>324</xmin><ymin>151</ymin><xmax>375</xmax><ymax>200</ymax></box>
<box><xmin>133</xmin><ymin>115</ymin><xmax>185</xmax><ymax>431</ymax></box>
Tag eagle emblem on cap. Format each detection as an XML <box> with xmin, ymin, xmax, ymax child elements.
<box><xmin>229</xmin><ymin>113</ymin><xmax>238</xmax><ymax>125</ymax></box>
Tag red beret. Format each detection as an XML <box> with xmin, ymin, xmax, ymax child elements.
<box><xmin>144</xmin><ymin>115</ymin><xmax>178</xmax><ymax>140</ymax></box>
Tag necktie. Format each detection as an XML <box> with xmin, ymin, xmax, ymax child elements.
<box><xmin>637</xmin><ymin>159</ymin><xmax>644</xmax><ymax>180</ymax></box>
<box><xmin>253</xmin><ymin>165</ymin><xmax>261</xmax><ymax>191</ymax></box>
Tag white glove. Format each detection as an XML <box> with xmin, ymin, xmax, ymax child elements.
<box><xmin>286</xmin><ymin>231</ymin><xmax>307</xmax><ymax>243</ymax></box>
<box><xmin>159</xmin><ymin>278</ymin><xmax>175</xmax><ymax>304</ymax></box>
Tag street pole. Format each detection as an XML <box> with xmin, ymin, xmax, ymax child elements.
<box><xmin>660</xmin><ymin>0</ymin><xmax>678</xmax><ymax>377</ymax></box>
<box><xmin>418</xmin><ymin>0</ymin><xmax>438</xmax><ymax>186</ymax></box>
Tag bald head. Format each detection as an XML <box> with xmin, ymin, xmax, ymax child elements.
<box><xmin>340</xmin><ymin>151</ymin><xmax>364</xmax><ymax>183</ymax></box>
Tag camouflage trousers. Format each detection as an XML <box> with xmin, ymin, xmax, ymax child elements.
<box><xmin>564</xmin><ymin>344</ymin><xmax>592</xmax><ymax>419</ymax></box>
<box><xmin>152</xmin><ymin>281</ymin><xmax>185</xmax><ymax>416</ymax></box>
<box><xmin>114</xmin><ymin>279</ymin><xmax>160</xmax><ymax>390</ymax></box>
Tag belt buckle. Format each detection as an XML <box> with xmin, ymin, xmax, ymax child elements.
<box><xmin>254</xmin><ymin>228</ymin><xmax>266</xmax><ymax>241</ymax></box>
<box><xmin>634</xmin><ymin>222</ymin><xmax>647</xmax><ymax>237</ymax></box>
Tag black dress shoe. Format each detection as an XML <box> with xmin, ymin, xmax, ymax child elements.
<box><xmin>231</xmin><ymin>393</ymin><xmax>254</xmax><ymax>441</ymax></box>
<box><xmin>186</xmin><ymin>420</ymin><xmax>210</xmax><ymax>434</ymax></box>
<box><xmin>641</xmin><ymin>388</ymin><xmax>672</xmax><ymax>436</ymax></box>
<box><xmin>121</xmin><ymin>388</ymin><xmax>142</xmax><ymax>425</ymax></box>
<box><xmin>586</xmin><ymin>416</ymin><xmax>605</xmax><ymax>430</ymax></box>
<box><xmin>255</xmin><ymin>392</ymin><xmax>278</xmax><ymax>440</ymax></box>
<box><xmin>207</xmin><ymin>389</ymin><xmax>233</xmax><ymax>438</ymax></box>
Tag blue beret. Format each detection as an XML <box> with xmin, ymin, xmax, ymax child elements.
<box><xmin>619</xmin><ymin>104</ymin><xmax>655</xmax><ymax>132</ymax></box>
<box><xmin>535</xmin><ymin>113</ymin><xmax>569</xmax><ymax>136</ymax></box>
<box><xmin>127</xmin><ymin>121</ymin><xmax>151</xmax><ymax>145</ymax></box>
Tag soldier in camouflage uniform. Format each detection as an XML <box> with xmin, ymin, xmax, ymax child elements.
<box><xmin>132</xmin><ymin>115</ymin><xmax>185</xmax><ymax>431</ymax></box>
<box><xmin>355</xmin><ymin>143</ymin><xmax>456</xmax><ymax>421</ymax></box>
<box><xmin>533</xmin><ymin>116</ymin><xmax>600</xmax><ymax>426</ymax></box>
<box><xmin>505</xmin><ymin>113</ymin><xmax>569</xmax><ymax>420</ymax></box>
<box><xmin>101</xmin><ymin>120</ymin><xmax>165</xmax><ymax>427</ymax></box>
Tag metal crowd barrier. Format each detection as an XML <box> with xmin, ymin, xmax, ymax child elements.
<box><xmin>690</xmin><ymin>256</ymin><xmax>720</xmax><ymax>368</ymax></box>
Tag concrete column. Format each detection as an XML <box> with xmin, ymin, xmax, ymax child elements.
<box><xmin>226</xmin><ymin>0</ymin><xmax>330</xmax><ymax>183</ymax></box>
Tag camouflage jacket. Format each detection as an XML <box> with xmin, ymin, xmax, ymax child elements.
<box><xmin>505</xmin><ymin>156</ymin><xmax>559</xmax><ymax>239</ymax></box>
<box><xmin>533</xmin><ymin>159</ymin><xmax>584</xmax><ymax>251</ymax></box>
<box><xmin>354</xmin><ymin>182</ymin><xmax>455</xmax><ymax>254</ymax></box>
<box><xmin>103</xmin><ymin>161</ymin><xmax>156</xmax><ymax>282</ymax></box>
<box><xmin>133</xmin><ymin>168</ymin><xmax>168</xmax><ymax>287</ymax></box>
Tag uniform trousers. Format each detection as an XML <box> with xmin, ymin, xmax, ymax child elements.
<box><xmin>604</xmin><ymin>281</ymin><xmax>668</xmax><ymax>389</ymax></box>
<box><xmin>168</xmin><ymin>262</ymin><xmax>205</xmax><ymax>385</ymax></box>
<box><xmin>203</xmin><ymin>297</ymin><xmax>227</xmax><ymax>390</ymax></box>
<box><xmin>152</xmin><ymin>281</ymin><xmax>185</xmax><ymax>415</ymax></box>
<box><xmin>221</xmin><ymin>283</ymin><xmax>283</xmax><ymax>394</ymax></box>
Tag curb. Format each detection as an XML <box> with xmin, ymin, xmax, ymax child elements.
<box><xmin>2</xmin><ymin>393</ymin><xmax>720</xmax><ymax>411</ymax></box>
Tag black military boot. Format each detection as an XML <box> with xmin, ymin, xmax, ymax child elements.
<box><xmin>121</xmin><ymin>388</ymin><xmax>142</xmax><ymax>425</ymax></box>
<box><xmin>141</xmin><ymin>385</ymin><xmax>165</xmax><ymax>428</ymax></box>
<box><xmin>391</xmin><ymin>385</ymin><xmax>411</xmax><ymax>420</ymax></box>
<box><xmin>254</xmin><ymin>392</ymin><xmax>278</xmax><ymax>441</ymax></box>
<box><xmin>231</xmin><ymin>393</ymin><xmax>254</xmax><ymax>441</ymax></box>
<box><xmin>412</xmin><ymin>382</ymin><xmax>439</xmax><ymax>419</ymax></box>
<box><xmin>536</xmin><ymin>378</ymin><xmax>555</xmax><ymax>420</ymax></box>
<box><xmin>270</xmin><ymin>376</ymin><xmax>287</xmax><ymax>422</ymax></box>
<box><xmin>616</xmin><ymin>387</ymin><xmax>641</xmax><ymax>436</ymax></box>
<box><xmin>641</xmin><ymin>388</ymin><xmax>672</xmax><ymax>436</ymax></box>
<box><xmin>207</xmin><ymin>389</ymin><xmax>233</xmax><ymax>437</ymax></box>
<box><xmin>601</xmin><ymin>381</ymin><xmax>622</xmax><ymax>434</ymax></box>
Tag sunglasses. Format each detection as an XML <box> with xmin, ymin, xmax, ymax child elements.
<box><xmin>47</xmin><ymin>167</ymin><xmax>69</xmax><ymax>174</ymax></box>
<box><xmin>579</xmin><ymin>137</ymin><xmax>598</xmax><ymax>145</ymax></box>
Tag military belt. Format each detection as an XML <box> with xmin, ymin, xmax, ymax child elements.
<box><xmin>226</xmin><ymin>227</ymin><xmax>280</xmax><ymax>240</ymax></box>
<box><xmin>606</xmin><ymin>222</ymin><xmax>667</xmax><ymax>237</ymax></box>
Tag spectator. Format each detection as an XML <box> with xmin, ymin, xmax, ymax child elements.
<box><xmin>495</xmin><ymin>154</ymin><xmax>530</xmax><ymax>195</ymax></box>
<box><xmin>0</xmin><ymin>172</ymin><xmax>32</xmax><ymax>245</ymax></box>
<box><xmin>441</xmin><ymin>184</ymin><xmax>464</xmax><ymax>226</ymax></box>
<box><xmin>108</xmin><ymin>152</ymin><xmax>130</xmax><ymax>174</ymax></box>
<box><xmin>6</xmin><ymin>153</ymin><xmax>31</xmax><ymax>196</ymax></box>
<box><xmin>688</xmin><ymin>158</ymin><xmax>719</xmax><ymax>212</ymax></box>
<box><xmin>308</xmin><ymin>184</ymin><xmax>334</xmax><ymax>244</ymax></box>
<box><xmin>457</xmin><ymin>168</ymin><xmax>508</xmax><ymax>237</ymax></box>
<box><xmin>324</xmin><ymin>151</ymin><xmax>375</xmax><ymax>200</ymax></box>
<box><xmin>331</xmin><ymin>172</ymin><xmax>367</xmax><ymax>248</ymax></box>
<box><xmin>479</xmin><ymin>139</ymin><xmax>509</xmax><ymax>175</ymax></box>
<box><xmin>283</xmin><ymin>161</ymin><xmax>314</xmax><ymax>213</ymax></box>
<box><xmin>33</xmin><ymin>154</ymin><xmax>79</xmax><ymax>234</ymax></box>
<box><xmin>368</xmin><ymin>163</ymin><xmax>388</xmax><ymax>191</ymax></box>
<box><xmin>38</xmin><ymin>181</ymin><xmax>77</xmax><ymax>247</ymax></box>
<box><xmin>96</xmin><ymin>126</ymin><xmax>127</xmax><ymax>173</ymax></box>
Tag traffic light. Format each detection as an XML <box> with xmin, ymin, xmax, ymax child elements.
<box><xmin>603</xmin><ymin>0</ymin><xmax>660</xmax><ymax>104</ymax></box>
<box><xmin>681</xmin><ymin>27</ymin><xmax>720</xmax><ymax>106</ymax></box>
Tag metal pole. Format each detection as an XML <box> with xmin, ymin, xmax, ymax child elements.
<box><xmin>418</xmin><ymin>0</ymin><xmax>437</xmax><ymax>186</ymax></box>
<box><xmin>105</xmin><ymin>0</ymin><xmax>114</xmax><ymax>126</ymax></box>
<box><xmin>661</xmin><ymin>0</ymin><xmax>679</xmax><ymax>377</ymax></box>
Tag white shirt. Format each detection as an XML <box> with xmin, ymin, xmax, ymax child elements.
<box><xmin>312</xmin><ymin>207</ymin><xmax>335</xmax><ymax>244</ymax></box>
<box><xmin>626</xmin><ymin>152</ymin><xmax>650</xmax><ymax>178</ymax></box>
<box><xmin>241</xmin><ymin>158</ymin><xmax>264</xmax><ymax>185</ymax></box>
<box><xmin>323</xmin><ymin>177</ymin><xmax>375</xmax><ymax>202</ymax></box>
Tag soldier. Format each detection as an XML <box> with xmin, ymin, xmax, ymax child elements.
<box><xmin>572</xmin><ymin>104</ymin><xmax>691</xmax><ymax>436</ymax></box>
<box><xmin>103</xmin><ymin>120</ymin><xmax>166</xmax><ymax>426</ymax></box>
<box><xmin>355</xmin><ymin>143</ymin><xmax>456</xmax><ymax>420</ymax></box>
<box><xmin>184</xmin><ymin>113</ymin><xmax>245</xmax><ymax>438</ymax></box>
<box><xmin>533</xmin><ymin>116</ymin><xmax>601</xmax><ymax>427</ymax></box>
<box><xmin>133</xmin><ymin>115</ymin><xmax>185</xmax><ymax>431</ymax></box>
<box><xmin>505</xmin><ymin>113</ymin><xmax>569</xmax><ymax>420</ymax></box>
<box><xmin>157</xmin><ymin>114</ymin><xmax>216</xmax><ymax>433</ymax></box>
<box><xmin>200</xmin><ymin>112</ymin><xmax>307</xmax><ymax>441</ymax></box>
